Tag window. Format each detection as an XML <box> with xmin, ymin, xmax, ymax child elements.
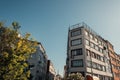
<box><xmin>93</xmin><ymin>62</ymin><xmax>97</xmax><ymax>69</ymax></box>
<box><xmin>29</xmin><ymin>64</ymin><xmax>35</xmax><ymax>69</ymax></box>
<box><xmin>85</xmin><ymin>30</ymin><xmax>89</xmax><ymax>36</ymax></box>
<box><xmin>86</xmin><ymin>49</ymin><xmax>91</xmax><ymax>56</ymax></box>
<box><xmin>90</xmin><ymin>42</ymin><xmax>94</xmax><ymax>48</ymax></box>
<box><xmin>97</xmin><ymin>64</ymin><xmax>101</xmax><ymax>70</ymax></box>
<box><xmin>71</xmin><ymin>59</ymin><xmax>83</xmax><ymax>67</ymax></box>
<box><xmin>101</xmin><ymin>56</ymin><xmax>104</xmax><ymax>62</ymax></box>
<box><xmin>71</xmin><ymin>38</ymin><xmax>82</xmax><ymax>46</ymax></box>
<box><xmin>71</xmin><ymin>48</ymin><xmax>83</xmax><ymax>56</ymax></box>
<box><xmin>90</xmin><ymin>34</ymin><xmax>93</xmax><ymax>39</ymax></box>
<box><xmin>97</xmin><ymin>55</ymin><xmax>101</xmax><ymax>60</ymax></box>
<box><xmin>71</xmin><ymin>29</ymin><xmax>81</xmax><ymax>37</ymax></box>
<box><xmin>98</xmin><ymin>40</ymin><xmax>102</xmax><ymax>45</ymax></box>
<box><xmin>94</xmin><ymin>37</ymin><xmax>98</xmax><ymax>42</ymax></box>
<box><xmin>96</xmin><ymin>64</ymin><xmax>103</xmax><ymax>71</ymax></box>
<box><xmin>99</xmin><ymin>48</ymin><xmax>103</xmax><ymax>53</ymax></box>
<box><xmin>95</xmin><ymin>45</ymin><xmax>99</xmax><ymax>51</ymax></box>
<box><xmin>102</xmin><ymin>66</ymin><xmax>106</xmax><ymax>71</ymax></box>
<box><xmin>87</xmin><ymin>60</ymin><xmax>91</xmax><ymax>67</ymax></box>
<box><xmin>92</xmin><ymin>52</ymin><xmax>96</xmax><ymax>58</ymax></box>
<box><xmin>85</xmin><ymin>39</ymin><xmax>90</xmax><ymax>46</ymax></box>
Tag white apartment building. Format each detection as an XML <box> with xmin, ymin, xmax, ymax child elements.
<box><xmin>28</xmin><ymin>42</ymin><xmax>48</xmax><ymax>80</ymax></box>
<box><xmin>66</xmin><ymin>22</ymin><xmax>113</xmax><ymax>80</ymax></box>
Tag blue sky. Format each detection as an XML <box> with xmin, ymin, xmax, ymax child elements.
<box><xmin>1</xmin><ymin>0</ymin><xmax>120</xmax><ymax>76</ymax></box>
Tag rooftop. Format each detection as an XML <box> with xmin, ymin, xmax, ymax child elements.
<box><xmin>69</xmin><ymin>22</ymin><xmax>105</xmax><ymax>41</ymax></box>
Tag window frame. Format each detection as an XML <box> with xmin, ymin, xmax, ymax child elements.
<box><xmin>71</xmin><ymin>38</ymin><xmax>82</xmax><ymax>46</ymax></box>
<box><xmin>71</xmin><ymin>59</ymin><xmax>83</xmax><ymax>67</ymax></box>
<box><xmin>71</xmin><ymin>29</ymin><xmax>81</xmax><ymax>37</ymax></box>
<box><xmin>71</xmin><ymin>48</ymin><xmax>83</xmax><ymax>57</ymax></box>
<box><xmin>85</xmin><ymin>39</ymin><xmax>90</xmax><ymax>46</ymax></box>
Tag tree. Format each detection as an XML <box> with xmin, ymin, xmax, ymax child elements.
<box><xmin>66</xmin><ymin>73</ymin><xmax>84</xmax><ymax>80</ymax></box>
<box><xmin>0</xmin><ymin>22</ymin><xmax>37</xmax><ymax>80</ymax></box>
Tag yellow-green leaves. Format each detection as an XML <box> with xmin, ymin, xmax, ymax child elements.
<box><xmin>0</xmin><ymin>22</ymin><xmax>37</xmax><ymax>80</ymax></box>
<box><xmin>67</xmin><ymin>73</ymin><xmax>84</xmax><ymax>80</ymax></box>
<box><xmin>2</xmin><ymin>52</ymin><xmax>9</xmax><ymax>58</ymax></box>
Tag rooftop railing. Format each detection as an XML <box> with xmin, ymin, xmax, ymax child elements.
<box><xmin>69</xmin><ymin>22</ymin><xmax>103</xmax><ymax>39</ymax></box>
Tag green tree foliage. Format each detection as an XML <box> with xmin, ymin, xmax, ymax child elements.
<box><xmin>0</xmin><ymin>22</ymin><xmax>37</xmax><ymax>80</ymax></box>
<box><xmin>66</xmin><ymin>73</ymin><xmax>84</xmax><ymax>80</ymax></box>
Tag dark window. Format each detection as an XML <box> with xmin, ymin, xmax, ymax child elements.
<box><xmin>29</xmin><ymin>65</ymin><xmax>35</xmax><ymax>69</ymax></box>
<box><xmin>71</xmin><ymin>38</ymin><xmax>82</xmax><ymax>46</ymax></box>
<box><xmin>71</xmin><ymin>29</ymin><xmax>81</xmax><ymax>37</ymax></box>
<box><xmin>97</xmin><ymin>55</ymin><xmax>101</xmax><ymax>60</ymax></box>
<box><xmin>97</xmin><ymin>64</ymin><xmax>102</xmax><ymax>70</ymax></box>
<box><xmin>92</xmin><ymin>52</ymin><xmax>96</xmax><ymax>58</ymax></box>
<box><xmin>86</xmin><ymin>49</ymin><xmax>91</xmax><ymax>56</ymax></box>
<box><xmin>92</xmin><ymin>62</ymin><xmax>97</xmax><ymax>69</ymax></box>
<box><xmin>71</xmin><ymin>59</ymin><xmax>83</xmax><ymax>67</ymax></box>
<box><xmin>71</xmin><ymin>48</ymin><xmax>83</xmax><ymax>56</ymax></box>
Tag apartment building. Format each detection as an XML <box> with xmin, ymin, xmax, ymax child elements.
<box><xmin>28</xmin><ymin>42</ymin><xmax>48</xmax><ymax>80</ymax></box>
<box><xmin>47</xmin><ymin>60</ymin><xmax>56</xmax><ymax>80</ymax></box>
<box><xmin>66</xmin><ymin>22</ymin><xmax>113</xmax><ymax>80</ymax></box>
<box><xmin>106</xmin><ymin>41</ymin><xmax>120</xmax><ymax>80</ymax></box>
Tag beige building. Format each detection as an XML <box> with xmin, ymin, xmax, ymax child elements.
<box><xmin>47</xmin><ymin>60</ymin><xmax>56</xmax><ymax>80</ymax></box>
<box><xmin>66</xmin><ymin>22</ymin><xmax>113</xmax><ymax>80</ymax></box>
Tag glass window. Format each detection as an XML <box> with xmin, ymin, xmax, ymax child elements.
<box><xmin>97</xmin><ymin>55</ymin><xmax>101</xmax><ymax>60</ymax></box>
<box><xmin>94</xmin><ymin>37</ymin><xmax>98</xmax><ymax>42</ymax></box>
<box><xmin>85</xmin><ymin>30</ymin><xmax>89</xmax><ymax>36</ymax></box>
<box><xmin>85</xmin><ymin>39</ymin><xmax>90</xmax><ymax>46</ymax></box>
<box><xmin>87</xmin><ymin>60</ymin><xmax>91</xmax><ymax>67</ymax></box>
<box><xmin>101</xmin><ymin>56</ymin><xmax>104</xmax><ymax>62</ymax></box>
<box><xmin>93</xmin><ymin>62</ymin><xmax>97</xmax><ymax>69</ymax></box>
<box><xmin>92</xmin><ymin>52</ymin><xmax>96</xmax><ymax>58</ymax></box>
<box><xmin>71</xmin><ymin>29</ymin><xmax>81</xmax><ymax>37</ymax></box>
<box><xmin>99</xmin><ymin>48</ymin><xmax>103</xmax><ymax>53</ymax></box>
<box><xmin>86</xmin><ymin>49</ymin><xmax>91</xmax><ymax>56</ymax></box>
<box><xmin>71</xmin><ymin>48</ymin><xmax>83</xmax><ymax>56</ymax></box>
<box><xmin>98</xmin><ymin>40</ymin><xmax>102</xmax><ymax>45</ymax></box>
<box><xmin>29</xmin><ymin>64</ymin><xmax>35</xmax><ymax>69</ymax></box>
<box><xmin>71</xmin><ymin>59</ymin><xmax>83</xmax><ymax>67</ymax></box>
<box><xmin>95</xmin><ymin>45</ymin><xmax>99</xmax><ymax>51</ymax></box>
<box><xmin>90</xmin><ymin>34</ymin><xmax>93</xmax><ymax>39</ymax></box>
<box><xmin>71</xmin><ymin>38</ymin><xmax>82</xmax><ymax>46</ymax></box>
<box><xmin>90</xmin><ymin>42</ymin><xmax>94</xmax><ymax>48</ymax></box>
<box><xmin>97</xmin><ymin>64</ymin><xmax>101</xmax><ymax>70</ymax></box>
<box><xmin>102</xmin><ymin>66</ymin><xmax>106</xmax><ymax>71</ymax></box>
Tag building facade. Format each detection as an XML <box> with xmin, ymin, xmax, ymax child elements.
<box><xmin>106</xmin><ymin>41</ymin><xmax>120</xmax><ymax>80</ymax></box>
<box><xmin>47</xmin><ymin>60</ymin><xmax>56</xmax><ymax>80</ymax></box>
<box><xmin>28</xmin><ymin>42</ymin><xmax>48</xmax><ymax>80</ymax></box>
<box><xmin>66</xmin><ymin>23</ymin><xmax>113</xmax><ymax>80</ymax></box>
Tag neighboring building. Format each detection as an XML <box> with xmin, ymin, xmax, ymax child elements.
<box><xmin>47</xmin><ymin>60</ymin><xmax>56</xmax><ymax>80</ymax></box>
<box><xmin>106</xmin><ymin>41</ymin><xmax>120</xmax><ymax>80</ymax></box>
<box><xmin>66</xmin><ymin>22</ymin><xmax>113</xmax><ymax>80</ymax></box>
<box><xmin>28</xmin><ymin>42</ymin><xmax>48</xmax><ymax>80</ymax></box>
<box><xmin>63</xmin><ymin>65</ymin><xmax>67</xmax><ymax>79</ymax></box>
